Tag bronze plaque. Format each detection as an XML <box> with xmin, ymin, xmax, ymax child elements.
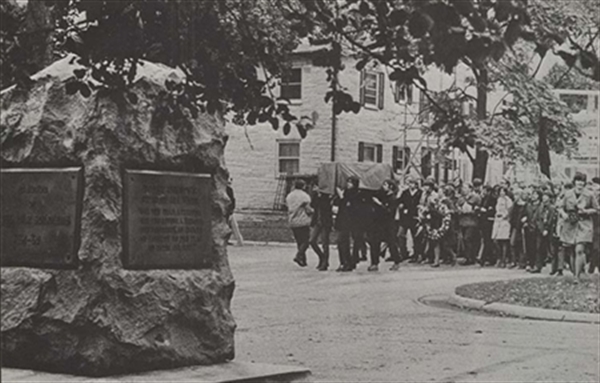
<box><xmin>0</xmin><ymin>167</ymin><xmax>83</xmax><ymax>268</ymax></box>
<box><xmin>122</xmin><ymin>170</ymin><xmax>212</xmax><ymax>269</ymax></box>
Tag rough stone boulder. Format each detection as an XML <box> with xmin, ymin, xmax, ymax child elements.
<box><xmin>0</xmin><ymin>58</ymin><xmax>236</xmax><ymax>376</ymax></box>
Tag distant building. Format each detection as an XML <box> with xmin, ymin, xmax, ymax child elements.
<box><xmin>552</xmin><ymin>89</ymin><xmax>599</xmax><ymax>180</ymax></box>
<box><xmin>507</xmin><ymin>89</ymin><xmax>599</xmax><ymax>184</ymax></box>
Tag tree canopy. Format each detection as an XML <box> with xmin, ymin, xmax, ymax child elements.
<box><xmin>1</xmin><ymin>0</ymin><xmax>597</xmax><ymax>176</ymax></box>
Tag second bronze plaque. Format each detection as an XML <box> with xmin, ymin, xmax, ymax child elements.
<box><xmin>122</xmin><ymin>170</ymin><xmax>212</xmax><ymax>269</ymax></box>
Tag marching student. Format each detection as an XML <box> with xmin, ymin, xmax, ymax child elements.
<box><xmin>397</xmin><ymin>177</ymin><xmax>423</xmax><ymax>263</ymax></box>
<box><xmin>309</xmin><ymin>185</ymin><xmax>333</xmax><ymax>271</ymax></box>
<box><xmin>369</xmin><ymin>180</ymin><xmax>402</xmax><ymax>271</ymax></box>
<box><xmin>285</xmin><ymin>179</ymin><xmax>313</xmax><ymax>267</ymax></box>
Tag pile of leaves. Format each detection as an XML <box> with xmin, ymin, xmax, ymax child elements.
<box><xmin>456</xmin><ymin>275</ymin><xmax>600</xmax><ymax>314</ymax></box>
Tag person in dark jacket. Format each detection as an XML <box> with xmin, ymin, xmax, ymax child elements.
<box><xmin>397</xmin><ymin>177</ymin><xmax>423</xmax><ymax>262</ymax></box>
<box><xmin>477</xmin><ymin>184</ymin><xmax>497</xmax><ymax>266</ymax></box>
<box><xmin>309</xmin><ymin>185</ymin><xmax>333</xmax><ymax>271</ymax></box>
<box><xmin>530</xmin><ymin>188</ymin><xmax>556</xmax><ymax>273</ymax></box>
<box><xmin>441</xmin><ymin>184</ymin><xmax>459</xmax><ymax>265</ymax></box>
<box><xmin>457</xmin><ymin>178</ymin><xmax>483</xmax><ymax>265</ymax></box>
<box><xmin>521</xmin><ymin>189</ymin><xmax>541</xmax><ymax>271</ymax></box>
<box><xmin>368</xmin><ymin>180</ymin><xmax>402</xmax><ymax>271</ymax></box>
<box><xmin>509</xmin><ymin>188</ymin><xmax>527</xmax><ymax>268</ymax></box>
<box><xmin>334</xmin><ymin>177</ymin><xmax>365</xmax><ymax>272</ymax></box>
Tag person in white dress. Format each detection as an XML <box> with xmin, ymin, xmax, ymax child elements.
<box><xmin>492</xmin><ymin>186</ymin><xmax>513</xmax><ymax>267</ymax></box>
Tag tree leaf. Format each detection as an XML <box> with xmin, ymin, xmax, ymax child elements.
<box><xmin>409</xmin><ymin>12</ymin><xmax>433</xmax><ymax>38</ymax></box>
<box><xmin>359</xmin><ymin>1</ymin><xmax>371</xmax><ymax>16</ymax></box>
<box><xmin>127</xmin><ymin>92</ymin><xmax>138</xmax><ymax>104</ymax></box>
<box><xmin>79</xmin><ymin>82</ymin><xmax>91</xmax><ymax>98</ymax></box>
<box><xmin>247</xmin><ymin>111</ymin><xmax>258</xmax><ymax>125</ymax></box>
<box><xmin>504</xmin><ymin>19</ymin><xmax>521</xmax><ymax>46</ymax></box>
<box><xmin>355</xmin><ymin>57</ymin><xmax>370</xmax><ymax>71</ymax></box>
<box><xmin>389</xmin><ymin>9</ymin><xmax>409</xmax><ymax>26</ymax></box>
<box><xmin>297</xmin><ymin>124</ymin><xmax>307</xmax><ymax>138</ymax></box>
<box><xmin>73</xmin><ymin>68</ymin><xmax>86</xmax><ymax>79</ymax></box>
<box><xmin>65</xmin><ymin>81</ymin><xmax>79</xmax><ymax>95</ymax></box>
<box><xmin>283</xmin><ymin>122</ymin><xmax>291</xmax><ymax>135</ymax></box>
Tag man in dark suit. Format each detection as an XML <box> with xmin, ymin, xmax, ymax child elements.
<box><xmin>398</xmin><ymin>177</ymin><xmax>423</xmax><ymax>262</ymax></box>
<box><xmin>309</xmin><ymin>185</ymin><xmax>333</xmax><ymax>271</ymax></box>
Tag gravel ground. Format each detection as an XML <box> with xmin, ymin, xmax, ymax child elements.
<box><xmin>456</xmin><ymin>274</ymin><xmax>600</xmax><ymax>313</ymax></box>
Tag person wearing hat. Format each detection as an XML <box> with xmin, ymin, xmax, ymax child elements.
<box><xmin>397</xmin><ymin>176</ymin><xmax>423</xmax><ymax>263</ymax></box>
<box><xmin>457</xmin><ymin>179</ymin><xmax>483</xmax><ymax>265</ymax></box>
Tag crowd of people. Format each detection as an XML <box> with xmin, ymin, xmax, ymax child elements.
<box><xmin>285</xmin><ymin>172</ymin><xmax>600</xmax><ymax>279</ymax></box>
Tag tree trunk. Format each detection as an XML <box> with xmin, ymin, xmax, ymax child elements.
<box><xmin>472</xmin><ymin>66</ymin><xmax>489</xmax><ymax>182</ymax></box>
<box><xmin>538</xmin><ymin>115</ymin><xmax>551</xmax><ymax>179</ymax></box>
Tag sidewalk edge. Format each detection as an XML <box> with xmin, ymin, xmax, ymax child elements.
<box><xmin>448</xmin><ymin>293</ymin><xmax>600</xmax><ymax>324</ymax></box>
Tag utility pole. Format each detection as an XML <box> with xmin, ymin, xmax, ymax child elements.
<box><xmin>330</xmin><ymin>4</ymin><xmax>340</xmax><ymax>163</ymax></box>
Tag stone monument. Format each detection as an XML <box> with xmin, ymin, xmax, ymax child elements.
<box><xmin>0</xmin><ymin>57</ymin><xmax>236</xmax><ymax>376</ymax></box>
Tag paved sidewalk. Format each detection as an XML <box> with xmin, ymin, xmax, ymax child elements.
<box><xmin>229</xmin><ymin>244</ymin><xmax>600</xmax><ymax>382</ymax></box>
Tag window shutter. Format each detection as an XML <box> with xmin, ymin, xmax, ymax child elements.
<box><xmin>377</xmin><ymin>72</ymin><xmax>384</xmax><ymax>109</ymax></box>
<box><xmin>376</xmin><ymin>144</ymin><xmax>383</xmax><ymax>163</ymax></box>
<box><xmin>392</xmin><ymin>146</ymin><xmax>399</xmax><ymax>171</ymax></box>
<box><xmin>405</xmin><ymin>147</ymin><xmax>411</xmax><ymax>170</ymax></box>
<box><xmin>406</xmin><ymin>84</ymin><xmax>413</xmax><ymax>105</ymax></box>
<box><xmin>358</xmin><ymin>141</ymin><xmax>365</xmax><ymax>162</ymax></box>
<box><xmin>359</xmin><ymin>71</ymin><xmax>365</xmax><ymax>105</ymax></box>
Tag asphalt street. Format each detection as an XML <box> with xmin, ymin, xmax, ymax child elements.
<box><xmin>229</xmin><ymin>244</ymin><xmax>600</xmax><ymax>382</ymax></box>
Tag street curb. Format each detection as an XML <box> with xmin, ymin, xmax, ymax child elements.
<box><xmin>234</xmin><ymin>241</ymin><xmax>340</xmax><ymax>249</ymax></box>
<box><xmin>448</xmin><ymin>293</ymin><xmax>600</xmax><ymax>324</ymax></box>
<box><xmin>235</xmin><ymin>240</ymin><xmax>295</xmax><ymax>247</ymax></box>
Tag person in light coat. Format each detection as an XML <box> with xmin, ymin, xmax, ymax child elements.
<box><xmin>492</xmin><ymin>185</ymin><xmax>513</xmax><ymax>268</ymax></box>
<box><xmin>285</xmin><ymin>179</ymin><xmax>313</xmax><ymax>267</ymax></box>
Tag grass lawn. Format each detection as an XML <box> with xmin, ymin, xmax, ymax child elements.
<box><xmin>456</xmin><ymin>274</ymin><xmax>600</xmax><ymax>313</ymax></box>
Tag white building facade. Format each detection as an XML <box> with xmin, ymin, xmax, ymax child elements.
<box><xmin>225</xmin><ymin>49</ymin><xmax>562</xmax><ymax>211</ymax></box>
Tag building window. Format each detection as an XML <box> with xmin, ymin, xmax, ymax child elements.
<box><xmin>392</xmin><ymin>146</ymin><xmax>411</xmax><ymax>172</ymax></box>
<box><xmin>395</xmin><ymin>82</ymin><xmax>413</xmax><ymax>104</ymax></box>
<box><xmin>280</xmin><ymin>68</ymin><xmax>302</xmax><ymax>101</ymax></box>
<box><xmin>360</xmin><ymin>71</ymin><xmax>384</xmax><ymax>109</ymax></box>
<box><xmin>278</xmin><ymin>141</ymin><xmax>300</xmax><ymax>174</ymax></box>
<box><xmin>358</xmin><ymin>142</ymin><xmax>382</xmax><ymax>163</ymax></box>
